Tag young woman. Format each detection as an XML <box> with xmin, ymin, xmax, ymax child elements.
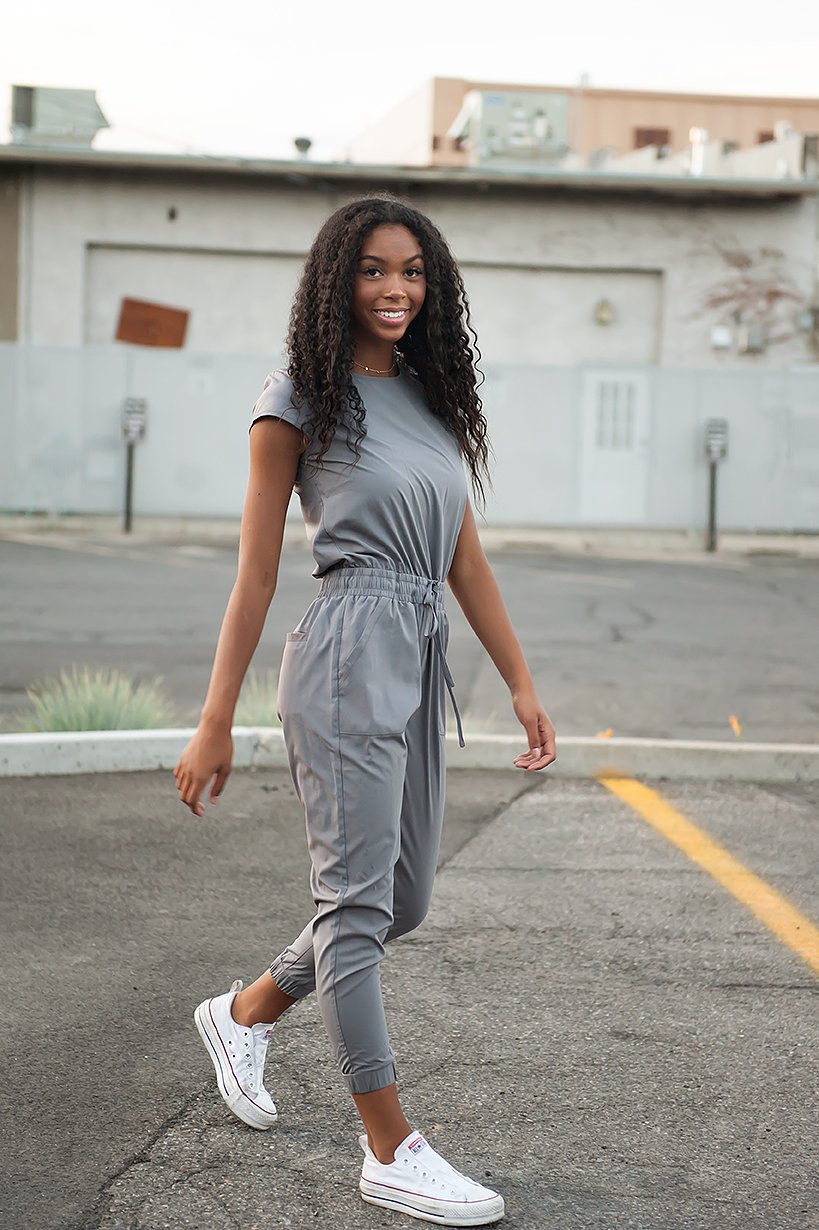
<box><xmin>174</xmin><ymin>194</ymin><xmax>556</xmax><ymax>1226</ymax></box>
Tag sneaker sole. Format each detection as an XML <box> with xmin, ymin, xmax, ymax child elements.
<box><xmin>360</xmin><ymin>1182</ymin><xmax>504</xmax><ymax>1226</ymax></box>
<box><xmin>193</xmin><ymin>1001</ymin><xmax>278</xmax><ymax>1131</ymax></box>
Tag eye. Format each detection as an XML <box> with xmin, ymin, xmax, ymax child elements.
<box><xmin>406</xmin><ymin>267</ymin><xmax>425</xmax><ymax>278</ymax></box>
<box><xmin>362</xmin><ymin>266</ymin><xmax>383</xmax><ymax>277</ymax></box>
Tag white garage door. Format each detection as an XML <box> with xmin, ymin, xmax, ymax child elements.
<box><xmin>84</xmin><ymin>245</ymin><xmax>305</xmax><ymax>352</ymax></box>
<box><xmin>461</xmin><ymin>265</ymin><xmax>661</xmax><ymax>365</ymax></box>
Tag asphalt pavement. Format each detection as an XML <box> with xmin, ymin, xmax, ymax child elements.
<box><xmin>0</xmin><ymin>767</ymin><xmax>817</xmax><ymax>1230</ymax></box>
<box><xmin>1</xmin><ymin>528</ymin><xmax>817</xmax><ymax>1229</ymax></box>
<box><xmin>1</xmin><ymin>534</ymin><xmax>818</xmax><ymax>744</ymax></box>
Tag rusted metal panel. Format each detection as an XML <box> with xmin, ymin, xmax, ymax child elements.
<box><xmin>115</xmin><ymin>297</ymin><xmax>189</xmax><ymax>347</ymax></box>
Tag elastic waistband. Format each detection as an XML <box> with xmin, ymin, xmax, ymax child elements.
<box><xmin>318</xmin><ymin>563</ymin><xmax>444</xmax><ymax>606</ymax></box>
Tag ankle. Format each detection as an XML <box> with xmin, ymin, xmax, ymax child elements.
<box><xmin>372</xmin><ymin>1142</ymin><xmax>397</xmax><ymax>1165</ymax></box>
<box><xmin>231</xmin><ymin>989</ymin><xmax>268</xmax><ymax>1029</ymax></box>
<box><xmin>369</xmin><ymin>1127</ymin><xmax>411</xmax><ymax>1165</ymax></box>
<box><xmin>231</xmin><ymin>973</ymin><xmax>299</xmax><ymax>1028</ymax></box>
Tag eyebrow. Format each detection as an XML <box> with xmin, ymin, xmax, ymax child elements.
<box><xmin>358</xmin><ymin>253</ymin><xmax>424</xmax><ymax>264</ymax></box>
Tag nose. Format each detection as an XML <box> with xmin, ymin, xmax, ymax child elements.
<box><xmin>382</xmin><ymin>274</ymin><xmax>408</xmax><ymax>300</ymax></box>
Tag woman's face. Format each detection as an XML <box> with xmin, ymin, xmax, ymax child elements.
<box><xmin>350</xmin><ymin>224</ymin><xmax>426</xmax><ymax>348</ymax></box>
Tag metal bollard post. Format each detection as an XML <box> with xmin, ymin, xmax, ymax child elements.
<box><xmin>122</xmin><ymin>398</ymin><xmax>148</xmax><ymax>533</ymax></box>
<box><xmin>704</xmin><ymin>418</ymin><xmax>728</xmax><ymax>552</ymax></box>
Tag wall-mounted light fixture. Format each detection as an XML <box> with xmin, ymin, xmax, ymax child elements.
<box><xmin>593</xmin><ymin>297</ymin><xmax>615</xmax><ymax>325</ymax></box>
<box><xmin>736</xmin><ymin>323</ymin><xmax>767</xmax><ymax>354</ymax></box>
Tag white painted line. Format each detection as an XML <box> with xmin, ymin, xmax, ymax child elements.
<box><xmin>0</xmin><ymin>729</ymin><xmax>817</xmax><ymax>782</ymax></box>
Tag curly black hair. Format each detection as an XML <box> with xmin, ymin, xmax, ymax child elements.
<box><xmin>286</xmin><ymin>193</ymin><xmax>491</xmax><ymax>509</ymax></box>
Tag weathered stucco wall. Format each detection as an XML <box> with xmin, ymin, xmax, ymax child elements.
<box><xmin>19</xmin><ymin>167</ymin><xmax>819</xmax><ymax>368</ymax></box>
<box><xmin>3</xmin><ymin>165</ymin><xmax>818</xmax><ymax>528</ymax></box>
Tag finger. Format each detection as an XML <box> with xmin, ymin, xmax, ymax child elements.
<box><xmin>525</xmin><ymin>743</ymin><xmax>557</xmax><ymax>770</ymax></box>
<box><xmin>182</xmin><ymin>778</ymin><xmax>205</xmax><ymax>816</ymax></box>
<box><xmin>209</xmin><ymin>769</ymin><xmax>229</xmax><ymax>804</ymax></box>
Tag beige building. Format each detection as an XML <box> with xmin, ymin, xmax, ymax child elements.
<box><xmin>346</xmin><ymin>77</ymin><xmax>819</xmax><ymax>168</ymax></box>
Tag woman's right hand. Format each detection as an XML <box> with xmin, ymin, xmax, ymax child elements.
<box><xmin>174</xmin><ymin>723</ymin><xmax>234</xmax><ymax>817</ymax></box>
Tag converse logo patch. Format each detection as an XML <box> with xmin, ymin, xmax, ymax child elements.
<box><xmin>407</xmin><ymin>1135</ymin><xmax>427</xmax><ymax>1155</ymax></box>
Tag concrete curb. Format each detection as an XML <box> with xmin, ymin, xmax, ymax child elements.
<box><xmin>1</xmin><ymin>728</ymin><xmax>818</xmax><ymax>782</ymax></box>
<box><xmin>3</xmin><ymin>517</ymin><xmax>819</xmax><ymax>559</ymax></box>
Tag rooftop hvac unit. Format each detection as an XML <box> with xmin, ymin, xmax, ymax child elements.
<box><xmin>447</xmin><ymin>90</ymin><xmax>570</xmax><ymax>168</ymax></box>
<box><xmin>11</xmin><ymin>85</ymin><xmax>109</xmax><ymax>147</ymax></box>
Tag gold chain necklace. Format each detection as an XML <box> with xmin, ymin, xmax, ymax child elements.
<box><xmin>353</xmin><ymin>358</ymin><xmax>397</xmax><ymax>375</ymax></box>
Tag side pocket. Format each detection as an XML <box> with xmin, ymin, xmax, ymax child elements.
<box><xmin>338</xmin><ymin>598</ymin><xmax>388</xmax><ymax>680</ymax></box>
<box><xmin>277</xmin><ymin>633</ymin><xmax>308</xmax><ymax>720</ymax></box>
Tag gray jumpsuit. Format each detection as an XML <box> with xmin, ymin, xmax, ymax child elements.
<box><xmin>250</xmin><ymin>366</ymin><xmax>469</xmax><ymax>1095</ymax></box>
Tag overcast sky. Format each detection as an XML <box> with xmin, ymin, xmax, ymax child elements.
<box><xmin>3</xmin><ymin>1</ymin><xmax>819</xmax><ymax>161</ymax></box>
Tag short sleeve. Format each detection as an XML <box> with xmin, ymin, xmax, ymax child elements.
<box><xmin>249</xmin><ymin>369</ymin><xmax>311</xmax><ymax>435</ymax></box>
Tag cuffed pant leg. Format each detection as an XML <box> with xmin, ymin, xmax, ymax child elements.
<box><xmin>268</xmin><ymin>920</ymin><xmax>316</xmax><ymax>999</ymax></box>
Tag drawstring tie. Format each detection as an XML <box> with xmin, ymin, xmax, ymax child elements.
<box><xmin>419</xmin><ymin>578</ymin><xmax>465</xmax><ymax>749</ymax></box>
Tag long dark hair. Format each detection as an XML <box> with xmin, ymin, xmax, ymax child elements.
<box><xmin>286</xmin><ymin>194</ymin><xmax>491</xmax><ymax>508</ymax></box>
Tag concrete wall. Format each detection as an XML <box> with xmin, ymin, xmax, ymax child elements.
<box><xmin>3</xmin><ymin>166</ymin><xmax>817</xmax><ymax>530</ymax></box>
<box><xmin>85</xmin><ymin>245</ymin><xmax>305</xmax><ymax>351</ymax></box>
<box><xmin>16</xmin><ymin>167</ymin><xmax>819</xmax><ymax>368</ymax></box>
<box><xmin>0</xmin><ymin>344</ymin><xmax>272</xmax><ymax>519</ymax></box>
<box><xmin>22</xmin><ymin>169</ymin><xmax>333</xmax><ymax>347</ymax></box>
<box><xmin>3</xmin><ymin>344</ymin><xmax>818</xmax><ymax>532</ymax></box>
<box><xmin>421</xmin><ymin>188</ymin><xmax>817</xmax><ymax>369</ymax></box>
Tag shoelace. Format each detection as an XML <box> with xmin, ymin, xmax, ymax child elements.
<box><xmin>227</xmin><ymin>1030</ymin><xmax>256</xmax><ymax>1083</ymax></box>
<box><xmin>402</xmin><ymin>1158</ymin><xmax>459</xmax><ymax>1196</ymax></box>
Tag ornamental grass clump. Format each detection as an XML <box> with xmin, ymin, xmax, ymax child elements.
<box><xmin>233</xmin><ymin>670</ymin><xmax>282</xmax><ymax>728</ymax></box>
<box><xmin>14</xmin><ymin>666</ymin><xmax>175</xmax><ymax>732</ymax></box>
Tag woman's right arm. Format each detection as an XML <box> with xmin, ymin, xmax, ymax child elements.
<box><xmin>174</xmin><ymin>416</ymin><xmax>304</xmax><ymax>816</ymax></box>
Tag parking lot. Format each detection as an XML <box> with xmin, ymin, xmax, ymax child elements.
<box><xmin>0</xmin><ymin>531</ymin><xmax>816</xmax><ymax>1229</ymax></box>
<box><xmin>1</xmin><ymin>532</ymin><xmax>818</xmax><ymax>743</ymax></box>
<box><xmin>0</xmin><ymin>767</ymin><xmax>817</xmax><ymax>1229</ymax></box>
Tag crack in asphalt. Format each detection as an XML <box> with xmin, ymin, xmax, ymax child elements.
<box><xmin>76</xmin><ymin>1084</ymin><xmax>213</xmax><ymax>1230</ymax></box>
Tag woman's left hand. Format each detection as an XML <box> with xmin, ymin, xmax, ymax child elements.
<box><xmin>511</xmin><ymin>687</ymin><xmax>557</xmax><ymax>771</ymax></box>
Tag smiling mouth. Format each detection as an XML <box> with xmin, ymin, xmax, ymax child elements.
<box><xmin>373</xmin><ymin>309</ymin><xmax>409</xmax><ymax>321</ymax></box>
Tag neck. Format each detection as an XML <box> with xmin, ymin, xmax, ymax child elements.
<box><xmin>353</xmin><ymin>342</ymin><xmax>396</xmax><ymax>375</ymax></box>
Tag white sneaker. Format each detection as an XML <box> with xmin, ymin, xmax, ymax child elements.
<box><xmin>193</xmin><ymin>979</ymin><xmax>278</xmax><ymax>1130</ymax></box>
<box><xmin>359</xmin><ymin>1129</ymin><xmax>505</xmax><ymax>1225</ymax></box>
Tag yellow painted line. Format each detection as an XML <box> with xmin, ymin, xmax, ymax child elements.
<box><xmin>598</xmin><ymin>774</ymin><xmax>819</xmax><ymax>977</ymax></box>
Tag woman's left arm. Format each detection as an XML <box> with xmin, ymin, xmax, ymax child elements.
<box><xmin>447</xmin><ymin>499</ymin><xmax>556</xmax><ymax>771</ymax></box>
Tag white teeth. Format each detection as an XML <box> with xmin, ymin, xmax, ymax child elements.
<box><xmin>375</xmin><ymin>310</ymin><xmax>407</xmax><ymax>318</ymax></box>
